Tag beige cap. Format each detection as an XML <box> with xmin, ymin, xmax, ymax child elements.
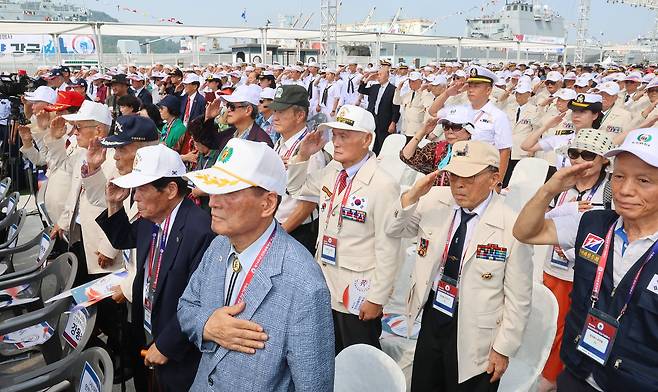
<box><xmin>442</xmin><ymin>140</ymin><xmax>500</xmax><ymax>177</ymax></box>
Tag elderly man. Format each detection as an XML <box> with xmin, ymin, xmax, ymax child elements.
<box><xmin>358</xmin><ymin>67</ymin><xmax>401</xmax><ymax>154</ymax></box>
<box><xmin>179</xmin><ymin>138</ymin><xmax>334</xmax><ymax>391</ymax></box>
<box><xmin>97</xmin><ymin>144</ymin><xmax>215</xmax><ymax>391</ymax></box>
<box><xmin>513</xmin><ymin>128</ymin><xmax>658</xmax><ymax>391</ymax></box>
<box><xmin>129</xmin><ymin>74</ymin><xmax>153</xmax><ymax>106</ymax></box>
<box><xmin>270</xmin><ymin>85</ymin><xmax>327</xmax><ymax>253</ymax></box>
<box><xmin>106</xmin><ymin>74</ymin><xmax>133</xmax><ymax>119</ymax></box>
<box><xmin>180</xmin><ymin>73</ymin><xmax>206</xmax><ymax>126</ymax></box>
<box><xmin>205</xmin><ymin>85</ymin><xmax>273</xmax><ymax>150</ymax></box>
<box><xmin>429</xmin><ymin>66</ymin><xmax>513</xmax><ymax>181</ymax></box>
<box><xmin>394</xmin><ymin>71</ymin><xmax>430</xmax><ymax>141</ymax></box>
<box><xmin>387</xmin><ymin>140</ymin><xmax>533</xmax><ymax>391</ymax></box>
<box><xmin>288</xmin><ymin>105</ymin><xmax>402</xmax><ymax>353</ymax></box>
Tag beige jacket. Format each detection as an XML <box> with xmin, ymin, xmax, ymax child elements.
<box><xmin>58</xmin><ymin>150</ymin><xmax>122</xmax><ymax>275</ymax></box>
<box><xmin>600</xmin><ymin>103</ymin><xmax>636</xmax><ymax>136</ymax></box>
<box><xmin>287</xmin><ymin>155</ymin><xmax>402</xmax><ymax>313</ymax></box>
<box><xmin>387</xmin><ymin>188</ymin><xmax>533</xmax><ymax>383</ymax></box>
<box><xmin>394</xmin><ymin>87</ymin><xmax>429</xmax><ymax>136</ymax></box>
<box><xmin>503</xmin><ymin>102</ymin><xmax>541</xmax><ymax>160</ymax></box>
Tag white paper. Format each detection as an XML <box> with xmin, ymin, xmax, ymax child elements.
<box><xmin>0</xmin><ymin>321</ymin><xmax>54</xmax><ymax>349</ymax></box>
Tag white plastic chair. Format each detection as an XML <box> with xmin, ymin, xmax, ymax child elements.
<box><xmin>499</xmin><ymin>284</ymin><xmax>558</xmax><ymax>392</ymax></box>
<box><xmin>379</xmin><ymin>134</ymin><xmax>407</xmax><ymax>157</ymax></box>
<box><xmin>504</xmin><ymin>158</ymin><xmax>549</xmax><ymax>213</ymax></box>
<box><xmin>335</xmin><ymin>344</ymin><xmax>406</xmax><ymax>392</ymax></box>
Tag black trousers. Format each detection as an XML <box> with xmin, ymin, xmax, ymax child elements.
<box><xmin>289</xmin><ymin>219</ymin><xmax>318</xmax><ymax>255</ymax></box>
<box><xmin>556</xmin><ymin>369</ymin><xmax>600</xmax><ymax>392</ymax></box>
<box><xmin>332</xmin><ymin>310</ymin><xmax>382</xmax><ymax>355</ymax></box>
<box><xmin>411</xmin><ymin>291</ymin><xmax>500</xmax><ymax>392</ymax></box>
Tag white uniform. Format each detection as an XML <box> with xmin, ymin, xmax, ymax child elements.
<box><xmin>464</xmin><ymin>101</ymin><xmax>513</xmax><ymax>150</ymax></box>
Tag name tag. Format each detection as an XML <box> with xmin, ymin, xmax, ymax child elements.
<box><xmin>63</xmin><ymin>307</ymin><xmax>88</xmax><ymax>349</ymax></box>
<box><xmin>320</xmin><ymin>235</ymin><xmax>337</xmax><ymax>266</ymax></box>
<box><xmin>606</xmin><ymin>126</ymin><xmax>622</xmax><ymax>134</ymax></box>
<box><xmin>550</xmin><ymin>246</ymin><xmax>570</xmax><ymax>270</ymax></box>
<box><xmin>433</xmin><ymin>277</ymin><xmax>458</xmax><ymax>317</ymax></box>
<box><xmin>576</xmin><ymin>308</ymin><xmax>618</xmax><ymax>365</ymax></box>
<box><xmin>122</xmin><ymin>249</ymin><xmax>131</xmax><ymax>266</ymax></box>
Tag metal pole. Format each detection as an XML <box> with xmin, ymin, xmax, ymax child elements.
<box><xmin>193</xmin><ymin>36</ymin><xmax>200</xmax><ymax>66</ymax></box>
<box><xmin>599</xmin><ymin>46</ymin><xmax>604</xmax><ymax>63</ymax></box>
<box><xmin>376</xmin><ymin>33</ymin><xmax>382</xmax><ymax>62</ymax></box>
<box><xmin>436</xmin><ymin>44</ymin><xmax>440</xmax><ymax>61</ymax></box>
<box><xmin>296</xmin><ymin>40</ymin><xmax>301</xmax><ymax>63</ymax></box>
<box><xmin>93</xmin><ymin>23</ymin><xmax>103</xmax><ymax>68</ymax></box>
<box><xmin>456</xmin><ymin>37</ymin><xmax>462</xmax><ymax>62</ymax></box>
<box><xmin>260</xmin><ymin>28</ymin><xmax>266</xmax><ymax>63</ymax></box>
<box><xmin>52</xmin><ymin>34</ymin><xmax>61</xmax><ymax>65</ymax></box>
<box><xmin>516</xmin><ymin>41</ymin><xmax>521</xmax><ymax>63</ymax></box>
<box><xmin>392</xmin><ymin>43</ymin><xmax>396</xmax><ymax>64</ymax></box>
<box><xmin>486</xmin><ymin>47</ymin><xmax>490</xmax><ymax>63</ymax></box>
<box><xmin>264</xmin><ymin>27</ymin><xmax>268</xmax><ymax>63</ymax></box>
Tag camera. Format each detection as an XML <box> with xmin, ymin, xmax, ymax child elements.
<box><xmin>0</xmin><ymin>72</ymin><xmax>39</xmax><ymax>125</ymax></box>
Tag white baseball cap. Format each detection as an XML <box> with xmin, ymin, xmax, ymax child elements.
<box><xmin>563</xmin><ymin>72</ymin><xmax>577</xmax><ymax>80</ymax></box>
<box><xmin>554</xmin><ymin>88</ymin><xmax>578</xmax><ymax>101</ymax></box>
<box><xmin>595</xmin><ymin>81</ymin><xmax>621</xmax><ymax>96</ymax></box>
<box><xmin>25</xmin><ymin>86</ymin><xmax>57</xmax><ymax>104</ymax></box>
<box><xmin>111</xmin><ymin>144</ymin><xmax>187</xmax><ymax>189</ymax></box>
<box><xmin>182</xmin><ymin>74</ymin><xmax>201</xmax><ymax>84</ymax></box>
<box><xmin>437</xmin><ymin>106</ymin><xmax>475</xmax><ymax>132</ymax></box>
<box><xmin>605</xmin><ymin>128</ymin><xmax>658</xmax><ymax>168</ymax></box>
<box><xmin>408</xmin><ymin>71</ymin><xmax>422</xmax><ymax>81</ymax></box>
<box><xmin>318</xmin><ymin>105</ymin><xmax>376</xmax><ymax>134</ymax></box>
<box><xmin>623</xmin><ymin>71</ymin><xmax>643</xmax><ymax>83</ymax></box>
<box><xmin>185</xmin><ymin>138</ymin><xmax>286</xmax><ymax>196</ymax></box>
<box><xmin>515</xmin><ymin>80</ymin><xmax>533</xmax><ymax>94</ymax></box>
<box><xmin>546</xmin><ymin>71</ymin><xmax>563</xmax><ymax>82</ymax></box>
<box><xmin>431</xmin><ymin>74</ymin><xmax>448</xmax><ymax>86</ymax></box>
<box><xmin>62</xmin><ymin>101</ymin><xmax>112</xmax><ymax>126</ymax></box>
<box><xmin>646</xmin><ymin>78</ymin><xmax>658</xmax><ymax>90</ymax></box>
<box><xmin>222</xmin><ymin>84</ymin><xmax>262</xmax><ymax>106</ymax></box>
<box><xmin>574</xmin><ymin>77</ymin><xmax>590</xmax><ymax>87</ymax></box>
<box><xmin>260</xmin><ymin>87</ymin><xmax>276</xmax><ymax>100</ymax></box>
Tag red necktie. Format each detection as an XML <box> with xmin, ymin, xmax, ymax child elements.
<box><xmin>337</xmin><ymin>170</ymin><xmax>348</xmax><ymax>195</ymax></box>
<box><xmin>184</xmin><ymin>97</ymin><xmax>191</xmax><ymax>123</ymax></box>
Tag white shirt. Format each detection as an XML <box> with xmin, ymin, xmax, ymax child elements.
<box><xmin>142</xmin><ymin>199</ymin><xmax>183</xmax><ymax>303</ymax></box>
<box><xmin>275</xmin><ymin>127</ymin><xmax>327</xmax><ymax>225</ymax></box>
<box><xmin>374</xmin><ymin>81</ymin><xmax>390</xmax><ymax>115</ymax></box>
<box><xmin>466</xmin><ymin>101</ymin><xmax>513</xmax><ymax>150</ymax></box>
<box><xmin>344</xmin><ymin>152</ymin><xmax>371</xmax><ymax>180</ymax></box>
<box><xmin>224</xmin><ymin>220</ymin><xmax>276</xmax><ymax>306</ymax></box>
<box><xmin>433</xmin><ymin>192</ymin><xmax>494</xmax><ymax>287</ymax></box>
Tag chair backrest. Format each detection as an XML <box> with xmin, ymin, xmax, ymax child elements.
<box><xmin>0</xmin><ymin>209</ymin><xmax>26</xmax><ymax>250</ymax></box>
<box><xmin>499</xmin><ymin>284</ymin><xmax>558</xmax><ymax>392</ymax></box>
<box><xmin>36</xmin><ymin>179</ymin><xmax>53</xmax><ymax>228</ymax></box>
<box><xmin>0</xmin><ymin>192</ymin><xmax>20</xmax><ymax>234</ymax></box>
<box><xmin>379</xmin><ymin>134</ymin><xmax>406</xmax><ymax>158</ymax></box>
<box><xmin>0</xmin><ymin>226</ymin><xmax>55</xmax><ymax>282</ymax></box>
<box><xmin>0</xmin><ymin>177</ymin><xmax>11</xmax><ymax>200</ymax></box>
<box><xmin>71</xmin><ymin>347</ymin><xmax>114</xmax><ymax>392</ymax></box>
<box><xmin>378</xmin><ymin>155</ymin><xmax>408</xmax><ymax>184</ymax></box>
<box><xmin>504</xmin><ymin>158</ymin><xmax>549</xmax><ymax>213</ymax></box>
<box><xmin>334</xmin><ymin>344</ymin><xmax>406</xmax><ymax>392</ymax></box>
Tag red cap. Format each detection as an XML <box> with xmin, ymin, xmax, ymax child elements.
<box><xmin>44</xmin><ymin>90</ymin><xmax>85</xmax><ymax>112</ymax></box>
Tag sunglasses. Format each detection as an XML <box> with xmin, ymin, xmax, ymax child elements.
<box><xmin>259</xmin><ymin>99</ymin><xmax>272</xmax><ymax>104</ymax></box>
<box><xmin>567</xmin><ymin>148</ymin><xmax>598</xmax><ymax>161</ymax></box>
<box><xmin>545</xmin><ymin>80</ymin><xmax>557</xmax><ymax>85</ymax></box>
<box><xmin>442</xmin><ymin>122</ymin><xmax>465</xmax><ymax>131</ymax></box>
<box><xmin>226</xmin><ymin>102</ymin><xmax>248</xmax><ymax>111</ymax></box>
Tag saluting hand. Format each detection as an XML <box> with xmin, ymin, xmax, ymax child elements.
<box><xmin>296</xmin><ymin>130</ymin><xmax>326</xmax><ymax>162</ymax></box>
<box><xmin>86</xmin><ymin>137</ymin><xmax>107</xmax><ymax>173</ymax></box>
<box><xmin>17</xmin><ymin>125</ymin><xmax>33</xmax><ymax>146</ymax></box>
<box><xmin>542</xmin><ymin>162</ymin><xmax>595</xmax><ymax>196</ymax></box>
<box><xmin>402</xmin><ymin>171</ymin><xmax>440</xmax><ymax>208</ymax></box>
<box><xmin>547</xmin><ymin>111</ymin><xmax>566</xmax><ymax>129</ymax></box>
<box><xmin>49</xmin><ymin>116</ymin><xmax>67</xmax><ymax>139</ymax></box>
<box><xmin>205</xmin><ymin>98</ymin><xmax>221</xmax><ymax>121</ymax></box>
<box><xmin>203</xmin><ymin>302</ymin><xmax>268</xmax><ymax>354</ymax></box>
<box><xmin>36</xmin><ymin>110</ymin><xmax>51</xmax><ymax>130</ymax></box>
<box><xmin>106</xmin><ymin>181</ymin><xmax>130</xmax><ymax>217</ymax></box>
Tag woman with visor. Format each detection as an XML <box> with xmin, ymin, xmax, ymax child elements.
<box><xmin>537</xmin><ymin>128</ymin><xmax>614</xmax><ymax>392</ymax></box>
<box><xmin>400</xmin><ymin>105</ymin><xmax>474</xmax><ymax>186</ymax></box>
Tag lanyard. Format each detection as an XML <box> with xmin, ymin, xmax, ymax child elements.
<box><xmin>324</xmin><ymin>173</ymin><xmax>355</xmax><ymax>232</ymax></box>
<box><xmin>163</xmin><ymin>119</ymin><xmax>175</xmax><ymax>141</ymax></box>
<box><xmin>280</xmin><ymin>130</ymin><xmax>308</xmax><ymax>160</ymax></box>
<box><xmin>556</xmin><ymin>179</ymin><xmax>604</xmax><ymax>207</ymax></box>
<box><xmin>472</xmin><ymin>110</ymin><xmax>486</xmax><ymax>125</ymax></box>
<box><xmin>147</xmin><ymin>215</ymin><xmax>171</xmax><ymax>294</ymax></box>
<box><xmin>591</xmin><ymin>222</ymin><xmax>658</xmax><ymax>321</ymax></box>
<box><xmin>232</xmin><ymin>227</ymin><xmax>277</xmax><ymax>305</ymax></box>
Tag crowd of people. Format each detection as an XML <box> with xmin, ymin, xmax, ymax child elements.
<box><xmin>10</xmin><ymin>57</ymin><xmax>658</xmax><ymax>392</ymax></box>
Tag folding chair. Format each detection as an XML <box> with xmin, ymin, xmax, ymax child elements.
<box><xmin>2</xmin><ymin>346</ymin><xmax>113</xmax><ymax>392</ymax></box>
<box><xmin>0</xmin><ymin>193</ymin><xmax>20</xmax><ymax>243</ymax></box>
<box><xmin>36</xmin><ymin>179</ymin><xmax>53</xmax><ymax>228</ymax></box>
<box><xmin>0</xmin><ymin>209</ymin><xmax>26</xmax><ymax>251</ymax></box>
<box><xmin>0</xmin><ymin>178</ymin><xmax>11</xmax><ymax>201</ymax></box>
<box><xmin>0</xmin><ymin>254</ymin><xmax>93</xmax><ymax>390</ymax></box>
<box><xmin>0</xmin><ymin>226</ymin><xmax>54</xmax><ymax>281</ymax></box>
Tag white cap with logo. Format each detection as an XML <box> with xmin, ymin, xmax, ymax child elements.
<box><xmin>182</xmin><ymin>74</ymin><xmax>201</xmax><ymax>84</ymax></box>
<box><xmin>185</xmin><ymin>138</ymin><xmax>287</xmax><ymax>196</ymax></box>
<box><xmin>62</xmin><ymin>100</ymin><xmax>113</xmax><ymax>126</ymax></box>
<box><xmin>596</xmin><ymin>81</ymin><xmax>621</xmax><ymax>96</ymax></box>
<box><xmin>317</xmin><ymin>105</ymin><xmax>376</xmax><ymax>134</ymax></box>
<box><xmin>222</xmin><ymin>84</ymin><xmax>262</xmax><ymax>106</ymax></box>
<box><xmin>605</xmin><ymin>128</ymin><xmax>658</xmax><ymax>168</ymax></box>
<box><xmin>111</xmin><ymin>144</ymin><xmax>187</xmax><ymax>189</ymax></box>
<box><xmin>25</xmin><ymin>86</ymin><xmax>58</xmax><ymax>104</ymax></box>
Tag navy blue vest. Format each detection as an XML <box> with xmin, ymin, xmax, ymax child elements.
<box><xmin>561</xmin><ymin>209</ymin><xmax>658</xmax><ymax>391</ymax></box>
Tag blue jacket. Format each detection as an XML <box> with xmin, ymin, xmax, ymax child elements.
<box><xmin>178</xmin><ymin>223</ymin><xmax>335</xmax><ymax>392</ymax></box>
<box><xmin>96</xmin><ymin>198</ymin><xmax>215</xmax><ymax>390</ymax></box>
<box><xmin>179</xmin><ymin>92</ymin><xmax>206</xmax><ymax>123</ymax></box>
<box><xmin>562</xmin><ymin>209</ymin><xmax>658</xmax><ymax>391</ymax></box>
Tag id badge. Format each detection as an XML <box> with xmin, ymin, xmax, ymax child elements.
<box><xmin>122</xmin><ymin>249</ymin><xmax>131</xmax><ymax>266</ymax></box>
<box><xmin>576</xmin><ymin>307</ymin><xmax>619</xmax><ymax>365</ymax></box>
<box><xmin>433</xmin><ymin>277</ymin><xmax>459</xmax><ymax>317</ymax></box>
<box><xmin>143</xmin><ymin>297</ymin><xmax>153</xmax><ymax>335</ymax></box>
<box><xmin>321</xmin><ymin>235</ymin><xmax>337</xmax><ymax>266</ymax></box>
<box><xmin>550</xmin><ymin>246</ymin><xmax>569</xmax><ymax>270</ymax></box>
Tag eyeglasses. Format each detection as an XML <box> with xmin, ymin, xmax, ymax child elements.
<box><xmin>259</xmin><ymin>99</ymin><xmax>272</xmax><ymax>104</ymax></box>
<box><xmin>442</xmin><ymin>122</ymin><xmax>466</xmax><ymax>132</ymax></box>
<box><xmin>448</xmin><ymin>166</ymin><xmax>497</xmax><ymax>184</ymax></box>
<box><xmin>545</xmin><ymin>80</ymin><xmax>558</xmax><ymax>85</ymax></box>
<box><xmin>72</xmin><ymin>123</ymin><xmax>96</xmax><ymax>131</ymax></box>
<box><xmin>567</xmin><ymin>148</ymin><xmax>598</xmax><ymax>161</ymax></box>
<box><xmin>226</xmin><ymin>102</ymin><xmax>248</xmax><ymax>111</ymax></box>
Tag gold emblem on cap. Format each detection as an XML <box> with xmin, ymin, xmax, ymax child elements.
<box><xmin>193</xmin><ymin>173</ymin><xmax>240</xmax><ymax>188</ymax></box>
<box><xmin>219</xmin><ymin>147</ymin><xmax>233</xmax><ymax>163</ymax></box>
<box><xmin>132</xmin><ymin>153</ymin><xmax>141</xmax><ymax>169</ymax></box>
<box><xmin>470</xmin><ymin>68</ymin><xmax>478</xmax><ymax>77</ymax></box>
<box><xmin>455</xmin><ymin>144</ymin><xmax>469</xmax><ymax>157</ymax></box>
<box><xmin>576</xmin><ymin>94</ymin><xmax>585</xmax><ymax>103</ymax></box>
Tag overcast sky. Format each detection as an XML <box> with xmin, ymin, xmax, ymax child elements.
<box><xmin>80</xmin><ymin>0</ymin><xmax>656</xmax><ymax>44</ymax></box>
